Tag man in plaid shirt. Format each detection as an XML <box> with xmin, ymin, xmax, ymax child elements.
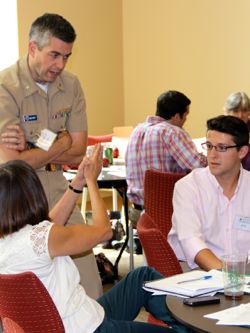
<box><xmin>125</xmin><ymin>90</ymin><xmax>207</xmax><ymax>225</ymax></box>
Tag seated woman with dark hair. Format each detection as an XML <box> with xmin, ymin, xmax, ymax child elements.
<box><xmin>0</xmin><ymin>144</ymin><xmax>189</xmax><ymax>333</ymax></box>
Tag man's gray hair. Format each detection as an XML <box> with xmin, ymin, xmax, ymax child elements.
<box><xmin>29</xmin><ymin>13</ymin><xmax>76</xmax><ymax>49</ymax></box>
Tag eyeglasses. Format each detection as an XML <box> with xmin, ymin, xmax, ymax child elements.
<box><xmin>201</xmin><ymin>142</ymin><xmax>242</xmax><ymax>152</ymax></box>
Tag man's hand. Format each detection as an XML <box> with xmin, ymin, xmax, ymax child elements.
<box><xmin>56</xmin><ymin>130</ymin><xmax>72</xmax><ymax>150</ymax></box>
<box><xmin>83</xmin><ymin>144</ymin><xmax>103</xmax><ymax>182</ymax></box>
<box><xmin>1</xmin><ymin>125</ymin><xmax>26</xmax><ymax>151</ymax></box>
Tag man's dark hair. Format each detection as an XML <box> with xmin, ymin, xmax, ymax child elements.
<box><xmin>156</xmin><ymin>90</ymin><xmax>191</xmax><ymax>120</ymax></box>
<box><xmin>0</xmin><ymin>160</ymin><xmax>50</xmax><ymax>238</ymax></box>
<box><xmin>29</xmin><ymin>13</ymin><xmax>76</xmax><ymax>48</ymax></box>
<box><xmin>207</xmin><ymin>115</ymin><xmax>249</xmax><ymax>148</ymax></box>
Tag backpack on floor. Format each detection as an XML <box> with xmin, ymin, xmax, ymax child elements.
<box><xmin>95</xmin><ymin>252</ymin><xmax>116</xmax><ymax>284</ymax></box>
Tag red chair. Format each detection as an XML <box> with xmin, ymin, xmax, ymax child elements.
<box><xmin>2</xmin><ymin>317</ymin><xmax>25</xmax><ymax>333</ymax></box>
<box><xmin>144</xmin><ymin>170</ymin><xmax>185</xmax><ymax>236</ymax></box>
<box><xmin>0</xmin><ymin>272</ymin><xmax>65</xmax><ymax>333</ymax></box>
<box><xmin>137</xmin><ymin>212</ymin><xmax>182</xmax><ymax>277</ymax></box>
<box><xmin>137</xmin><ymin>212</ymin><xmax>183</xmax><ymax>327</ymax></box>
<box><xmin>87</xmin><ymin>134</ymin><xmax>113</xmax><ymax>146</ymax></box>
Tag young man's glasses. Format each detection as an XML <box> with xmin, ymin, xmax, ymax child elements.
<box><xmin>201</xmin><ymin>142</ymin><xmax>242</xmax><ymax>152</ymax></box>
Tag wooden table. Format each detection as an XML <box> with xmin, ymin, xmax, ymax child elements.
<box><xmin>166</xmin><ymin>294</ymin><xmax>250</xmax><ymax>332</ymax></box>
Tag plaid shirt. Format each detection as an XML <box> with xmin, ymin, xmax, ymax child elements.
<box><xmin>125</xmin><ymin>116</ymin><xmax>207</xmax><ymax>205</ymax></box>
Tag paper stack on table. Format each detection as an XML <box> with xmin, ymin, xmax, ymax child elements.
<box><xmin>204</xmin><ymin>303</ymin><xmax>250</xmax><ymax>326</ymax></box>
<box><xmin>143</xmin><ymin>269</ymin><xmax>224</xmax><ymax>298</ymax></box>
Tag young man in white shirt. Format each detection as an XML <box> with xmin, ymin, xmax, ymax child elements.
<box><xmin>168</xmin><ymin>115</ymin><xmax>250</xmax><ymax>271</ymax></box>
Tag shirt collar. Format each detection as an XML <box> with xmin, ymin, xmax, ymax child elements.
<box><xmin>146</xmin><ymin>115</ymin><xmax>167</xmax><ymax>124</ymax></box>
<box><xmin>207</xmin><ymin>165</ymin><xmax>243</xmax><ymax>195</ymax></box>
<box><xmin>18</xmin><ymin>56</ymin><xmax>64</xmax><ymax>97</ymax></box>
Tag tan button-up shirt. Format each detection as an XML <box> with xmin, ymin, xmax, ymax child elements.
<box><xmin>0</xmin><ymin>56</ymin><xmax>87</xmax><ymax>143</ymax></box>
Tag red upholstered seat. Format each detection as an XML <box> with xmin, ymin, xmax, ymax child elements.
<box><xmin>2</xmin><ymin>317</ymin><xmax>25</xmax><ymax>333</ymax></box>
<box><xmin>137</xmin><ymin>212</ymin><xmax>182</xmax><ymax>277</ymax></box>
<box><xmin>137</xmin><ymin>212</ymin><xmax>183</xmax><ymax>327</ymax></box>
<box><xmin>0</xmin><ymin>272</ymin><xmax>65</xmax><ymax>333</ymax></box>
<box><xmin>143</xmin><ymin>170</ymin><xmax>185</xmax><ymax>326</ymax></box>
<box><xmin>144</xmin><ymin>170</ymin><xmax>185</xmax><ymax>236</ymax></box>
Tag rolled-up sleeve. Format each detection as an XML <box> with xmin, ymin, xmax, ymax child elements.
<box><xmin>66</xmin><ymin>76</ymin><xmax>87</xmax><ymax>133</ymax></box>
<box><xmin>167</xmin><ymin>130</ymin><xmax>207</xmax><ymax>170</ymax></box>
<box><xmin>168</xmin><ymin>175</ymin><xmax>208</xmax><ymax>269</ymax></box>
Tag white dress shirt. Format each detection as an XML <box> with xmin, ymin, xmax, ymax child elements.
<box><xmin>168</xmin><ymin>166</ymin><xmax>250</xmax><ymax>269</ymax></box>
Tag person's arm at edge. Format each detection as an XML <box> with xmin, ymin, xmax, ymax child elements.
<box><xmin>195</xmin><ymin>248</ymin><xmax>222</xmax><ymax>271</ymax></box>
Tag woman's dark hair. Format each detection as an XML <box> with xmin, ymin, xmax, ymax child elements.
<box><xmin>156</xmin><ymin>90</ymin><xmax>191</xmax><ymax>120</ymax></box>
<box><xmin>207</xmin><ymin>115</ymin><xmax>249</xmax><ymax>148</ymax></box>
<box><xmin>0</xmin><ymin>160</ymin><xmax>50</xmax><ymax>237</ymax></box>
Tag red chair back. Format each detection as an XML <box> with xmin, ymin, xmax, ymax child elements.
<box><xmin>137</xmin><ymin>212</ymin><xmax>182</xmax><ymax>277</ymax></box>
<box><xmin>0</xmin><ymin>272</ymin><xmax>65</xmax><ymax>333</ymax></box>
<box><xmin>2</xmin><ymin>317</ymin><xmax>25</xmax><ymax>333</ymax></box>
<box><xmin>137</xmin><ymin>212</ymin><xmax>182</xmax><ymax>327</ymax></box>
<box><xmin>87</xmin><ymin>134</ymin><xmax>113</xmax><ymax>146</ymax></box>
<box><xmin>144</xmin><ymin>170</ymin><xmax>185</xmax><ymax>236</ymax></box>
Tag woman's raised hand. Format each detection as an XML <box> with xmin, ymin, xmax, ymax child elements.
<box><xmin>72</xmin><ymin>144</ymin><xmax>103</xmax><ymax>189</ymax></box>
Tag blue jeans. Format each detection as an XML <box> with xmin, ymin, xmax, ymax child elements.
<box><xmin>95</xmin><ymin>267</ymin><xmax>192</xmax><ymax>333</ymax></box>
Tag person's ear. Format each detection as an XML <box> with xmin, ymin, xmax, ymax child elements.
<box><xmin>238</xmin><ymin>145</ymin><xmax>249</xmax><ymax>160</ymax></box>
<box><xmin>28</xmin><ymin>41</ymin><xmax>38</xmax><ymax>57</ymax></box>
<box><xmin>171</xmin><ymin>113</ymin><xmax>180</xmax><ymax>123</ymax></box>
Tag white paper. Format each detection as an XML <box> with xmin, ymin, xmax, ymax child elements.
<box><xmin>143</xmin><ymin>270</ymin><xmax>224</xmax><ymax>297</ymax></box>
<box><xmin>204</xmin><ymin>303</ymin><xmax>250</xmax><ymax>326</ymax></box>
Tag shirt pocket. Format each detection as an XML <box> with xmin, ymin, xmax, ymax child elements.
<box><xmin>21</xmin><ymin>119</ymin><xmax>43</xmax><ymax>143</ymax></box>
<box><xmin>50</xmin><ymin>107</ymin><xmax>71</xmax><ymax>133</ymax></box>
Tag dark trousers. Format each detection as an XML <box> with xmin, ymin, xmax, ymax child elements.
<box><xmin>95</xmin><ymin>267</ymin><xmax>192</xmax><ymax>333</ymax></box>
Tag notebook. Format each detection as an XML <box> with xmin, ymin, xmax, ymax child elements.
<box><xmin>143</xmin><ymin>269</ymin><xmax>224</xmax><ymax>298</ymax></box>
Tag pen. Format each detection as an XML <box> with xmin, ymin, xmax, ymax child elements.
<box><xmin>177</xmin><ymin>275</ymin><xmax>212</xmax><ymax>284</ymax></box>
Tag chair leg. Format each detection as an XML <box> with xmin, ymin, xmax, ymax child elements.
<box><xmin>112</xmin><ymin>188</ymin><xmax>118</xmax><ymax>211</ymax></box>
<box><xmin>129</xmin><ymin>222</ymin><xmax>134</xmax><ymax>271</ymax></box>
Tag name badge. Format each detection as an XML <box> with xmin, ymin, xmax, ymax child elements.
<box><xmin>234</xmin><ymin>215</ymin><xmax>250</xmax><ymax>232</ymax></box>
<box><xmin>23</xmin><ymin>114</ymin><xmax>38</xmax><ymax>122</ymax></box>
<box><xmin>35</xmin><ymin>128</ymin><xmax>57</xmax><ymax>151</ymax></box>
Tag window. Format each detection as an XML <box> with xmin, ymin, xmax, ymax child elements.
<box><xmin>0</xmin><ymin>0</ymin><xmax>18</xmax><ymax>70</ymax></box>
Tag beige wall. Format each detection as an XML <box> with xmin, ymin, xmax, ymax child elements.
<box><xmin>123</xmin><ymin>0</ymin><xmax>250</xmax><ymax>137</ymax></box>
<box><xmin>17</xmin><ymin>1</ymin><xmax>250</xmax><ymax>138</ymax></box>
<box><xmin>17</xmin><ymin>0</ymin><xmax>124</xmax><ymax>135</ymax></box>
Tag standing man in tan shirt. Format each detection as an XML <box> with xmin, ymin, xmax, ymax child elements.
<box><xmin>0</xmin><ymin>13</ymin><xmax>102</xmax><ymax>298</ymax></box>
